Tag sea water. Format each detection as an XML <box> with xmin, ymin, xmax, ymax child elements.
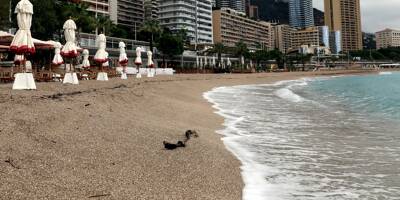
<box><xmin>204</xmin><ymin>72</ymin><xmax>400</xmax><ymax>200</ymax></box>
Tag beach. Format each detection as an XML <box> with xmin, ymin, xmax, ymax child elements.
<box><xmin>0</xmin><ymin>70</ymin><xmax>377</xmax><ymax>199</ymax></box>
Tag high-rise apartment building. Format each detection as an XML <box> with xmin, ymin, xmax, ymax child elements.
<box><xmin>324</xmin><ymin>0</ymin><xmax>362</xmax><ymax>52</ymax></box>
<box><xmin>111</xmin><ymin>0</ymin><xmax>144</xmax><ymax>29</ymax></box>
<box><xmin>375</xmin><ymin>29</ymin><xmax>400</xmax><ymax>49</ymax></box>
<box><xmin>80</xmin><ymin>0</ymin><xmax>111</xmax><ymax>16</ymax></box>
<box><xmin>213</xmin><ymin>8</ymin><xmax>272</xmax><ymax>50</ymax></box>
<box><xmin>79</xmin><ymin>0</ymin><xmax>144</xmax><ymax>30</ymax></box>
<box><xmin>159</xmin><ymin>0</ymin><xmax>213</xmax><ymax>44</ymax></box>
<box><xmin>215</xmin><ymin>0</ymin><xmax>246</xmax><ymax>14</ymax></box>
<box><xmin>144</xmin><ymin>0</ymin><xmax>159</xmax><ymax>21</ymax></box>
<box><xmin>289</xmin><ymin>0</ymin><xmax>314</xmax><ymax>29</ymax></box>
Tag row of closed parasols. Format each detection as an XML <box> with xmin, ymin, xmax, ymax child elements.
<box><xmin>10</xmin><ymin>0</ymin><xmax>155</xmax><ymax>90</ymax></box>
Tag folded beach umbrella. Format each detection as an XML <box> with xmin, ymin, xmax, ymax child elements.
<box><xmin>11</xmin><ymin>0</ymin><xmax>36</xmax><ymax>90</ymax></box>
<box><xmin>227</xmin><ymin>57</ymin><xmax>232</xmax><ymax>67</ymax></box>
<box><xmin>61</xmin><ymin>19</ymin><xmax>78</xmax><ymax>58</ymax></box>
<box><xmin>135</xmin><ymin>47</ymin><xmax>142</xmax><ymax>78</ymax></box>
<box><xmin>200</xmin><ymin>56</ymin><xmax>203</xmax><ymax>68</ymax></box>
<box><xmin>94</xmin><ymin>34</ymin><xmax>109</xmax><ymax>81</ymax></box>
<box><xmin>147</xmin><ymin>50</ymin><xmax>155</xmax><ymax>77</ymax></box>
<box><xmin>119</xmin><ymin>41</ymin><xmax>128</xmax><ymax>66</ymax></box>
<box><xmin>196</xmin><ymin>56</ymin><xmax>199</xmax><ymax>67</ymax></box>
<box><xmin>81</xmin><ymin>49</ymin><xmax>90</xmax><ymax>68</ymax></box>
<box><xmin>94</xmin><ymin>34</ymin><xmax>108</xmax><ymax>64</ymax></box>
<box><xmin>204</xmin><ymin>56</ymin><xmax>208</xmax><ymax>66</ymax></box>
<box><xmin>10</xmin><ymin>0</ymin><xmax>35</xmax><ymax>55</ymax></box>
<box><xmin>52</xmin><ymin>42</ymin><xmax>63</xmax><ymax>65</ymax></box>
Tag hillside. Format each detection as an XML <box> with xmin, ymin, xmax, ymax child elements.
<box><xmin>251</xmin><ymin>0</ymin><xmax>324</xmax><ymax>25</ymax></box>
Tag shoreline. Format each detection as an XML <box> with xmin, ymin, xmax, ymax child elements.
<box><xmin>0</xmin><ymin>70</ymin><xmax>380</xmax><ymax>199</ymax></box>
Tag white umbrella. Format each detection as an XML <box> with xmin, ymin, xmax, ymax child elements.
<box><xmin>227</xmin><ymin>57</ymin><xmax>232</xmax><ymax>67</ymax></box>
<box><xmin>11</xmin><ymin>0</ymin><xmax>36</xmax><ymax>90</ymax></box>
<box><xmin>135</xmin><ymin>47</ymin><xmax>142</xmax><ymax>78</ymax></box>
<box><xmin>241</xmin><ymin>56</ymin><xmax>245</xmax><ymax>66</ymax></box>
<box><xmin>94</xmin><ymin>34</ymin><xmax>108</xmax><ymax>64</ymax></box>
<box><xmin>204</xmin><ymin>56</ymin><xmax>208</xmax><ymax>66</ymax></box>
<box><xmin>196</xmin><ymin>56</ymin><xmax>199</xmax><ymax>67</ymax></box>
<box><xmin>147</xmin><ymin>51</ymin><xmax>154</xmax><ymax>68</ymax></box>
<box><xmin>134</xmin><ymin>47</ymin><xmax>142</xmax><ymax>66</ymax></box>
<box><xmin>200</xmin><ymin>56</ymin><xmax>203</xmax><ymax>68</ymax></box>
<box><xmin>119</xmin><ymin>41</ymin><xmax>128</xmax><ymax>67</ymax></box>
<box><xmin>81</xmin><ymin>49</ymin><xmax>90</xmax><ymax>68</ymax></box>
<box><xmin>147</xmin><ymin>51</ymin><xmax>155</xmax><ymax>77</ymax></box>
<box><xmin>61</xmin><ymin>19</ymin><xmax>78</xmax><ymax>58</ymax></box>
<box><xmin>52</xmin><ymin>42</ymin><xmax>63</xmax><ymax>65</ymax></box>
<box><xmin>221</xmin><ymin>57</ymin><xmax>225</xmax><ymax>69</ymax></box>
<box><xmin>10</xmin><ymin>0</ymin><xmax>34</xmax><ymax>55</ymax></box>
<box><xmin>250</xmin><ymin>60</ymin><xmax>253</xmax><ymax>68</ymax></box>
<box><xmin>94</xmin><ymin>34</ymin><xmax>108</xmax><ymax>81</ymax></box>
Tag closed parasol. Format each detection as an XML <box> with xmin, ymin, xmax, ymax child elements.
<box><xmin>61</xmin><ymin>19</ymin><xmax>78</xmax><ymax>58</ymax></box>
<box><xmin>10</xmin><ymin>0</ymin><xmax>35</xmax><ymax>55</ymax></box>
<box><xmin>52</xmin><ymin>42</ymin><xmax>64</xmax><ymax>65</ymax></box>
<box><xmin>81</xmin><ymin>49</ymin><xmax>90</xmax><ymax>68</ymax></box>
<box><xmin>119</xmin><ymin>42</ymin><xmax>128</xmax><ymax>66</ymax></box>
<box><xmin>94</xmin><ymin>34</ymin><xmax>108</xmax><ymax>63</ymax></box>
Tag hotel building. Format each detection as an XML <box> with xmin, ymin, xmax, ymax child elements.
<box><xmin>212</xmin><ymin>8</ymin><xmax>272</xmax><ymax>50</ymax></box>
<box><xmin>375</xmin><ymin>29</ymin><xmax>400</xmax><ymax>49</ymax></box>
<box><xmin>273</xmin><ymin>24</ymin><xmax>296</xmax><ymax>53</ymax></box>
<box><xmin>324</xmin><ymin>0</ymin><xmax>362</xmax><ymax>51</ymax></box>
<box><xmin>159</xmin><ymin>0</ymin><xmax>213</xmax><ymax>44</ymax></box>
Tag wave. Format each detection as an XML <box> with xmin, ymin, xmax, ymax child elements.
<box><xmin>379</xmin><ymin>72</ymin><xmax>393</xmax><ymax>75</ymax></box>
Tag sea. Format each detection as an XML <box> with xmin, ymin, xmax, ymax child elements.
<box><xmin>204</xmin><ymin>72</ymin><xmax>400</xmax><ymax>200</ymax></box>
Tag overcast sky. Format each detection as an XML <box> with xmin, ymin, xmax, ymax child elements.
<box><xmin>313</xmin><ymin>0</ymin><xmax>400</xmax><ymax>33</ymax></box>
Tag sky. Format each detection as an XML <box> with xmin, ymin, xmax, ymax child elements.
<box><xmin>313</xmin><ymin>0</ymin><xmax>400</xmax><ymax>33</ymax></box>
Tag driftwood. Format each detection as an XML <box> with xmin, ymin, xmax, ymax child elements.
<box><xmin>88</xmin><ymin>193</ymin><xmax>111</xmax><ymax>198</ymax></box>
<box><xmin>5</xmin><ymin>157</ymin><xmax>20</xmax><ymax>169</ymax></box>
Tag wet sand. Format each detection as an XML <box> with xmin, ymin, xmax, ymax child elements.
<box><xmin>0</xmin><ymin>70</ymin><xmax>377</xmax><ymax>199</ymax></box>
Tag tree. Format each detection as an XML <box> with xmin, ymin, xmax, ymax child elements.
<box><xmin>139</xmin><ymin>19</ymin><xmax>162</xmax><ymax>52</ymax></box>
<box><xmin>0</xmin><ymin>0</ymin><xmax>11</xmax><ymax>29</ymax></box>
<box><xmin>156</xmin><ymin>30</ymin><xmax>184</xmax><ymax>66</ymax></box>
<box><xmin>209</xmin><ymin>43</ymin><xmax>226</xmax><ymax>68</ymax></box>
<box><xmin>234</xmin><ymin>41</ymin><xmax>249</xmax><ymax>69</ymax></box>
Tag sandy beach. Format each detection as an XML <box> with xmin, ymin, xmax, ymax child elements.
<box><xmin>0</xmin><ymin>70</ymin><xmax>377</xmax><ymax>199</ymax></box>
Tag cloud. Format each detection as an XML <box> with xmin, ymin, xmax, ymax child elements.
<box><xmin>313</xmin><ymin>0</ymin><xmax>400</xmax><ymax>33</ymax></box>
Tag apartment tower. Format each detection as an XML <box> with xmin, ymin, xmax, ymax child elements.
<box><xmin>159</xmin><ymin>0</ymin><xmax>213</xmax><ymax>44</ymax></box>
<box><xmin>289</xmin><ymin>0</ymin><xmax>314</xmax><ymax>29</ymax></box>
<box><xmin>324</xmin><ymin>0</ymin><xmax>362</xmax><ymax>52</ymax></box>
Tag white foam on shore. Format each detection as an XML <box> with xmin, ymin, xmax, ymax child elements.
<box><xmin>274</xmin><ymin>88</ymin><xmax>304</xmax><ymax>103</ymax></box>
<box><xmin>203</xmin><ymin>79</ymin><xmax>312</xmax><ymax>200</ymax></box>
<box><xmin>379</xmin><ymin>71</ymin><xmax>393</xmax><ymax>75</ymax></box>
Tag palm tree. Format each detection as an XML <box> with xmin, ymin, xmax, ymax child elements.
<box><xmin>212</xmin><ymin>43</ymin><xmax>226</xmax><ymax>66</ymax></box>
<box><xmin>235</xmin><ymin>41</ymin><xmax>249</xmax><ymax>69</ymax></box>
<box><xmin>139</xmin><ymin>19</ymin><xmax>162</xmax><ymax>52</ymax></box>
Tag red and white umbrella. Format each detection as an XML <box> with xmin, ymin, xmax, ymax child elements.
<box><xmin>61</xmin><ymin>19</ymin><xmax>78</xmax><ymax>58</ymax></box>
<box><xmin>119</xmin><ymin>42</ymin><xmax>128</xmax><ymax>66</ymax></box>
<box><xmin>147</xmin><ymin>51</ymin><xmax>154</xmax><ymax>68</ymax></box>
<box><xmin>52</xmin><ymin>42</ymin><xmax>64</xmax><ymax>65</ymax></box>
<box><xmin>81</xmin><ymin>49</ymin><xmax>90</xmax><ymax>68</ymax></box>
<box><xmin>10</xmin><ymin>0</ymin><xmax>35</xmax><ymax>55</ymax></box>
<box><xmin>134</xmin><ymin>47</ymin><xmax>142</xmax><ymax>65</ymax></box>
<box><xmin>102</xmin><ymin>52</ymin><xmax>109</xmax><ymax>67</ymax></box>
<box><xmin>94</xmin><ymin>34</ymin><xmax>108</xmax><ymax>63</ymax></box>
